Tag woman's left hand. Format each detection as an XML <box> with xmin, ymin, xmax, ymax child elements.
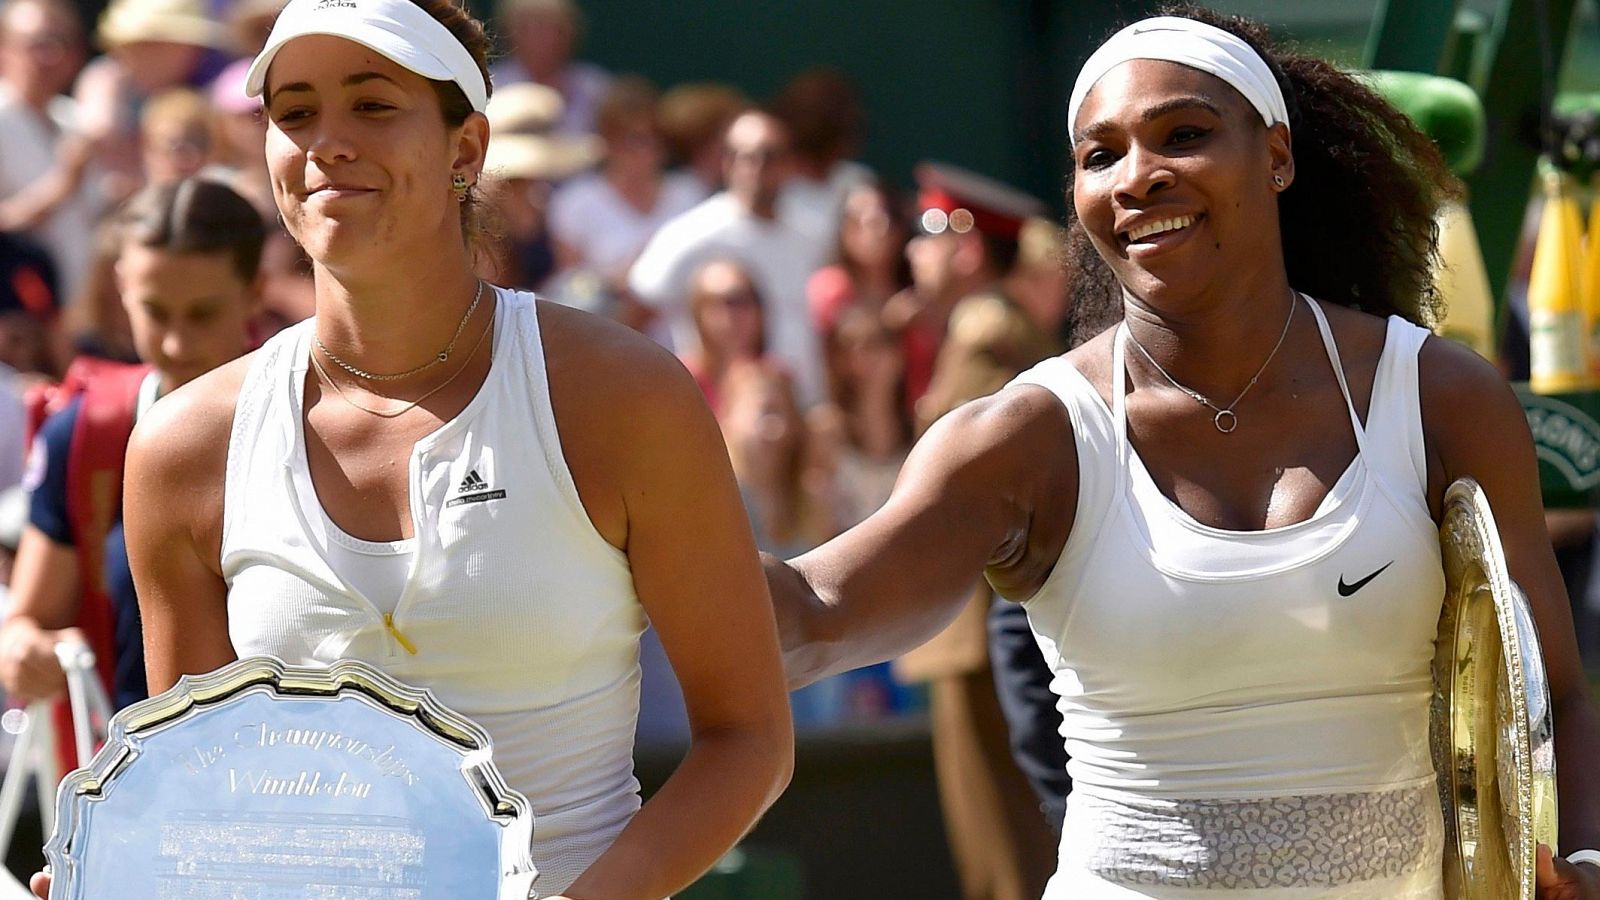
<box><xmin>1537</xmin><ymin>844</ymin><xmax>1600</xmax><ymax>898</ymax></box>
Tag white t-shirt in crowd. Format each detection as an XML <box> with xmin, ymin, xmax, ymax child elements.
<box><xmin>548</xmin><ymin>172</ymin><xmax>704</xmax><ymax>281</ymax></box>
<box><xmin>0</xmin><ymin>85</ymin><xmax>98</xmax><ymax>303</ymax></box>
<box><xmin>628</xmin><ymin>192</ymin><xmax>830</xmax><ymax>406</ymax></box>
<box><xmin>777</xmin><ymin>159</ymin><xmax>874</xmax><ymax>252</ymax></box>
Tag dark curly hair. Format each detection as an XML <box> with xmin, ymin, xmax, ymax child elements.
<box><xmin>1063</xmin><ymin>5</ymin><xmax>1460</xmax><ymax>346</ymax></box>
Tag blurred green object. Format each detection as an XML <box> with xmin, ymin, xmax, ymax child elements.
<box><xmin>678</xmin><ymin>847</ymin><xmax>805</xmax><ymax>900</ymax></box>
<box><xmin>1555</xmin><ymin>93</ymin><xmax>1600</xmax><ymax>117</ymax></box>
<box><xmin>1365</xmin><ymin>70</ymin><xmax>1487</xmax><ymax>175</ymax></box>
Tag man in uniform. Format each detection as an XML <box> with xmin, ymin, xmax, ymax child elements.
<box><xmin>893</xmin><ymin>162</ymin><xmax>1067</xmax><ymax>900</ymax></box>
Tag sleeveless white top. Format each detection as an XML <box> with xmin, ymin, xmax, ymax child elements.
<box><xmin>1017</xmin><ymin>298</ymin><xmax>1446</xmax><ymax>898</ymax></box>
<box><xmin>221</xmin><ymin>288</ymin><xmax>647</xmax><ymax>896</ymax></box>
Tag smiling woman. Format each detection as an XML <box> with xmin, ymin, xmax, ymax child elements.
<box><xmin>764</xmin><ymin>5</ymin><xmax>1600</xmax><ymax>899</ymax></box>
<box><xmin>24</xmin><ymin>1</ymin><xmax>796</xmax><ymax>899</ymax></box>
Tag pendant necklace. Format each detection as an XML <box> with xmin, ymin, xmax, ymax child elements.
<box><xmin>1124</xmin><ymin>292</ymin><xmax>1297</xmax><ymax>434</ymax></box>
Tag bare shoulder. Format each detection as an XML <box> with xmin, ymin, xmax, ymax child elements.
<box><xmin>1316</xmin><ymin>300</ymin><xmax>1392</xmax><ymax>355</ymax></box>
<box><xmin>1416</xmin><ymin>332</ymin><xmax>1526</xmax><ymax>468</ymax></box>
<box><xmin>1417</xmin><ymin>331</ymin><xmax>1512</xmax><ymax>408</ymax></box>
<box><xmin>128</xmin><ymin>352</ymin><xmax>254</xmax><ymax>482</ymax></box>
<box><xmin>536</xmin><ymin>298</ymin><xmax>703</xmax><ymax>420</ymax></box>
<box><xmin>910</xmin><ymin>372</ymin><xmax>1075</xmax><ymax>505</ymax></box>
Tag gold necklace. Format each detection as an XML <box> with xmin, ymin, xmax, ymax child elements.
<box><xmin>314</xmin><ymin>281</ymin><xmax>486</xmax><ymax>382</ymax></box>
<box><xmin>310</xmin><ymin>309</ymin><xmax>493</xmax><ymax>418</ymax></box>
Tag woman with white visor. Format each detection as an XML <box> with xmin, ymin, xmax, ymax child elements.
<box><xmin>766</xmin><ymin>7</ymin><xmax>1600</xmax><ymax>897</ymax></box>
<box><xmin>33</xmin><ymin>1</ymin><xmax>793</xmax><ymax>898</ymax></box>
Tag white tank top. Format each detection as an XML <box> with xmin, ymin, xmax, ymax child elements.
<box><xmin>1017</xmin><ymin>297</ymin><xmax>1446</xmax><ymax>898</ymax></box>
<box><xmin>221</xmin><ymin>288</ymin><xmax>646</xmax><ymax>896</ymax></box>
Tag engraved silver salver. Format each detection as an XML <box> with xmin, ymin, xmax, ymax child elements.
<box><xmin>45</xmin><ymin>656</ymin><xmax>536</xmax><ymax>899</ymax></box>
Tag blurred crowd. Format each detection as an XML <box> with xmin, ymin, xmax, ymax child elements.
<box><xmin>0</xmin><ymin>0</ymin><xmax>1077</xmax><ymax>738</ymax></box>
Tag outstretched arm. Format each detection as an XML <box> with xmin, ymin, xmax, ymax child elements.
<box><xmin>771</xmin><ymin>384</ymin><xmax>1076</xmax><ymax>688</ymax></box>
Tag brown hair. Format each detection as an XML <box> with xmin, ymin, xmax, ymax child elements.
<box><xmin>594</xmin><ymin>75</ymin><xmax>660</xmax><ymax>143</ymax></box>
<box><xmin>120</xmin><ymin>177</ymin><xmax>268</xmax><ymax>281</ymax></box>
<box><xmin>409</xmin><ymin>0</ymin><xmax>494</xmax><ymax>247</ymax></box>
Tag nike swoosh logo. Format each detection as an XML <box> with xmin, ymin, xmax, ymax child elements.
<box><xmin>1338</xmin><ymin>561</ymin><xmax>1394</xmax><ymax>597</ymax></box>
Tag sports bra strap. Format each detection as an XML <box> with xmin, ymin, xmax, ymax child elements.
<box><xmin>1303</xmin><ymin>294</ymin><xmax>1370</xmax><ymax>456</ymax></box>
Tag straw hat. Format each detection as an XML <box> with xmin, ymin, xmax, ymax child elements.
<box><xmin>99</xmin><ymin>0</ymin><xmax>234</xmax><ymax>51</ymax></box>
<box><xmin>483</xmin><ymin>83</ymin><xmax>602</xmax><ymax>181</ymax></box>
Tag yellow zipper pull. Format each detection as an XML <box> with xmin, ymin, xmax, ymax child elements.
<box><xmin>383</xmin><ymin>612</ymin><xmax>418</xmax><ymax>655</ymax></box>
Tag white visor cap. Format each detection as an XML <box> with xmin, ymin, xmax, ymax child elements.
<box><xmin>245</xmin><ymin>0</ymin><xmax>489</xmax><ymax>113</ymax></box>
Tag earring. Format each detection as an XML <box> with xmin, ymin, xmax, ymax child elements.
<box><xmin>1273</xmin><ymin>174</ymin><xmax>1286</xmax><ymax>188</ymax></box>
<box><xmin>452</xmin><ymin>172</ymin><xmax>470</xmax><ymax>200</ymax></box>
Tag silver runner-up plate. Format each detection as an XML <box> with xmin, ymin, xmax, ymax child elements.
<box><xmin>45</xmin><ymin>656</ymin><xmax>537</xmax><ymax>899</ymax></box>
<box><xmin>1433</xmin><ymin>478</ymin><xmax>1558</xmax><ymax>899</ymax></box>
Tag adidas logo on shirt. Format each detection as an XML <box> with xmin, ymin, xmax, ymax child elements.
<box><xmin>447</xmin><ymin>468</ymin><xmax>506</xmax><ymax>508</ymax></box>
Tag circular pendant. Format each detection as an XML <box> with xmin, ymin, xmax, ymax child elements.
<box><xmin>1214</xmin><ymin>410</ymin><xmax>1238</xmax><ymax>433</ymax></box>
<box><xmin>437</xmin><ymin>351</ymin><xmax>450</xmax><ymax>363</ymax></box>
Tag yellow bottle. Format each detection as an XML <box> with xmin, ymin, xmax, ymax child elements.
<box><xmin>1529</xmin><ymin>169</ymin><xmax>1591</xmax><ymax>393</ymax></box>
<box><xmin>1584</xmin><ymin>174</ymin><xmax>1600</xmax><ymax>377</ymax></box>
<box><xmin>1433</xmin><ymin>200</ymin><xmax>1496</xmax><ymax>359</ymax></box>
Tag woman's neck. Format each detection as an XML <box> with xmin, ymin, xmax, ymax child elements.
<box><xmin>310</xmin><ymin>262</ymin><xmax>486</xmax><ymax>376</ymax></box>
<box><xmin>1121</xmin><ymin>277</ymin><xmax>1299</xmax><ymax>399</ymax></box>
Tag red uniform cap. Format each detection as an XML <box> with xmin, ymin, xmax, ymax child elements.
<box><xmin>915</xmin><ymin>161</ymin><xmax>1046</xmax><ymax>241</ymax></box>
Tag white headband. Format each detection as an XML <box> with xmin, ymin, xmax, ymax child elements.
<box><xmin>245</xmin><ymin>0</ymin><xmax>489</xmax><ymax>114</ymax></box>
<box><xmin>1068</xmin><ymin>16</ymin><xmax>1288</xmax><ymax>143</ymax></box>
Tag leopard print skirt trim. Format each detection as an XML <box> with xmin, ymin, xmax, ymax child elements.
<box><xmin>1063</xmin><ymin>780</ymin><xmax>1444</xmax><ymax>891</ymax></box>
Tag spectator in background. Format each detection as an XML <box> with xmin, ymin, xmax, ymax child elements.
<box><xmin>0</xmin><ymin>486</ymin><xmax>22</xmax><ymax>604</ymax></box>
<box><xmin>0</xmin><ymin>178</ymin><xmax>262</xmax><ymax>728</ymax></box>
<box><xmin>679</xmin><ymin>258</ymin><xmax>769</xmax><ymax>416</ymax></box>
<box><xmin>0</xmin><ymin>231</ymin><xmax>59</xmax><ymax>376</ymax></box>
<box><xmin>657</xmin><ymin>82</ymin><xmax>746</xmax><ymax>199</ymax></box>
<box><xmin>772</xmin><ymin>67</ymin><xmax>873</xmax><ymax>247</ymax></box>
<box><xmin>491</xmin><ymin>0</ymin><xmax>609</xmax><ymax>135</ymax></box>
<box><xmin>139</xmin><ymin>88</ymin><xmax>214</xmax><ymax>185</ymax></box>
<box><xmin>73</xmin><ymin>0</ymin><xmax>234</xmax><ymax>205</ymax></box>
<box><xmin>720</xmin><ymin>359</ymin><xmax>838</xmax><ymax>559</ymax></box>
<box><xmin>478</xmin><ymin>81</ymin><xmax>600</xmax><ymax>292</ymax></box>
<box><xmin>205</xmin><ymin>55</ymin><xmax>272</xmax><ymax>213</ymax></box>
<box><xmin>887</xmin><ymin>162</ymin><xmax>1044</xmax><ymax>416</ymax></box>
<box><xmin>225</xmin><ymin>0</ymin><xmax>283</xmax><ymax>55</ymax></box>
<box><xmin>811</xmin><ymin>306</ymin><xmax>910</xmax><ymax>529</ymax></box>
<box><xmin>630</xmin><ymin>109</ymin><xmax>828</xmax><ymax>406</ymax></box>
<box><xmin>547</xmin><ymin>75</ymin><xmax>700</xmax><ymax>325</ymax></box>
<box><xmin>895</xmin><ymin>186</ymin><xmax>1060</xmax><ymax>900</ymax></box>
<box><xmin>807</xmin><ymin>180</ymin><xmax>912</xmax><ymax>339</ymax></box>
<box><xmin>0</xmin><ymin>0</ymin><xmax>94</xmax><ymax>307</ymax></box>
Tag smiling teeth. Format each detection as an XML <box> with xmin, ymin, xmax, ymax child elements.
<box><xmin>1128</xmin><ymin>215</ymin><xmax>1196</xmax><ymax>242</ymax></box>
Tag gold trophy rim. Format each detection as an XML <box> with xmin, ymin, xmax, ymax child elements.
<box><xmin>1434</xmin><ymin>477</ymin><xmax>1559</xmax><ymax>899</ymax></box>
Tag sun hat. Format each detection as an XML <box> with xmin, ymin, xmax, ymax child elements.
<box><xmin>99</xmin><ymin>0</ymin><xmax>234</xmax><ymax>51</ymax></box>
